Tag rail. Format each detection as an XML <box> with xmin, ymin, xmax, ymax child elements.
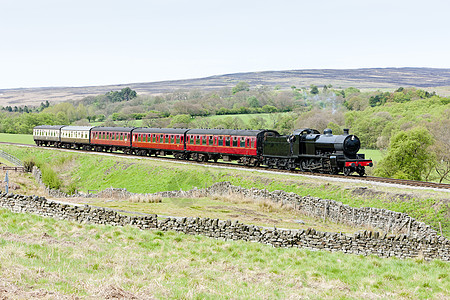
<box><xmin>1</xmin><ymin>142</ymin><xmax>450</xmax><ymax>190</ymax></box>
<box><xmin>0</xmin><ymin>150</ymin><xmax>23</xmax><ymax>167</ymax></box>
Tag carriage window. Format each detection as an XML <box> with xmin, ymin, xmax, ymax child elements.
<box><xmin>176</xmin><ymin>135</ymin><xmax>180</xmax><ymax>144</ymax></box>
<box><xmin>196</xmin><ymin>136</ymin><xmax>200</xmax><ymax>145</ymax></box>
<box><xmin>208</xmin><ymin>136</ymin><xmax>213</xmax><ymax>145</ymax></box>
<box><xmin>218</xmin><ymin>137</ymin><xmax>223</xmax><ymax>146</ymax></box>
<box><xmin>202</xmin><ymin>136</ymin><xmax>207</xmax><ymax>145</ymax></box>
<box><xmin>189</xmin><ymin>135</ymin><xmax>194</xmax><ymax>145</ymax></box>
<box><xmin>225</xmin><ymin>137</ymin><xmax>230</xmax><ymax>147</ymax></box>
<box><xmin>240</xmin><ymin>137</ymin><xmax>245</xmax><ymax>147</ymax></box>
<box><xmin>171</xmin><ymin>135</ymin><xmax>175</xmax><ymax>143</ymax></box>
<box><xmin>233</xmin><ymin>137</ymin><xmax>238</xmax><ymax>147</ymax></box>
<box><xmin>181</xmin><ymin>136</ymin><xmax>184</xmax><ymax>143</ymax></box>
<box><xmin>120</xmin><ymin>133</ymin><xmax>123</xmax><ymax>140</ymax></box>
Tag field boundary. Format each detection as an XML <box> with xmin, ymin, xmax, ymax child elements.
<box><xmin>0</xmin><ymin>188</ymin><xmax>448</xmax><ymax>261</ymax></box>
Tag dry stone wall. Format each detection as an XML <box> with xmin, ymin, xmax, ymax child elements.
<box><xmin>0</xmin><ymin>192</ymin><xmax>157</xmax><ymax>230</ymax></box>
<box><xmin>153</xmin><ymin>182</ymin><xmax>440</xmax><ymax>238</ymax></box>
<box><xmin>0</xmin><ymin>188</ymin><xmax>449</xmax><ymax>261</ymax></box>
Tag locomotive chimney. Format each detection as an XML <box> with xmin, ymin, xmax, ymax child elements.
<box><xmin>343</xmin><ymin>128</ymin><xmax>349</xmax><ymax>135</ymax></box>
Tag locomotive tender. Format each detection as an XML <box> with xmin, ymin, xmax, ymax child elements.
<box><xmin>33</xmin><ymin>125</ymin><xmax>372</xmax><ymax>176</ymax></box>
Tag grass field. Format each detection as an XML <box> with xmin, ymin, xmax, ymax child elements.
<box><xmin>0</xmin><ymin>133</ymin><xmax>34</xmax><ymax>145</ymax></box>
<box><xmin>87</xmin><ymin>195</ymin><xmax>365</xmax><ymax>234</ymax></box>
<box><xmin>200</xmin><ymin>112</ymin><xmax>290</xmax><ymax>126</ymax></box>
<box><xmin>360</xmin><ymin>148</ymin><xmax>384</xmax><ymax>163</ymax></box>
<box><xmin>0</xmin><ymin>208</ymin><xmax>448</xmax><ymax>299</ymax></box>
<box><xmin>1</xmin><ymin>144</ymin><xmax>449</xmax><ymax>238</ymax></box>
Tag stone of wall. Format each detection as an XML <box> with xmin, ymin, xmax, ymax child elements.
<box><xmin>0</xmin><ymin>192</ymin><xmax>157</xmax><ymax>230</ymax></box>
<box><xmin>0</xmin><ymin>189</ymin><xmax>448</xmax><ymax>261</ymax></box>
<box><xmin>153</xmin><ymin>182</ymin><xmax>440</xmax><ymax>238</ymax></box>
<box><xmin>159</xmin><ymin>217</ymin><xmax>449</xmax><ymax>261</ymax></box>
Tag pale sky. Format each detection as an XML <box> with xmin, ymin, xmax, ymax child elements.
<box><xmin>1</xmin><ymin>0</ymin><xmax>449</xmax><ymax>89</ymax></box>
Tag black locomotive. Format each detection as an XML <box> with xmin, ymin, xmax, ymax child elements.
<box><xmin>33</xmin><ymin>125</ymin><xmax>372</xmax><ymax>176</ymax></box>
<box><xmin>262</xmin><ymin>128</ymin><xmax>372</xmax><ymax>176</ymax></box>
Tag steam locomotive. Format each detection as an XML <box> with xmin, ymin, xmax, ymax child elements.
<box><xmin>33</xmin><ymin>125</ymin><xmax>372</xmax><ymax>176</ymax></box>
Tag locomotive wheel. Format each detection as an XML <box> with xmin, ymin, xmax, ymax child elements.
<box><xmin>309</xmin><ymin>159</ymin><xmax>317</xmax><ymax>172</ymax></box>
<box><xmin>250</xmin><ymin>158</ymin><xmax>259</xmax><ymax>167</ymax></box>
<box><xmin>330</xmin><ymin>168</ymin><xmax>339</xmax><ymax>175</ymax></box>
<box><xmin>300</xmin><ymin>160</ymin><xmax>308</xmax><ymax>171</ymax></box>
<box><xmin>357</xmin><ymin>166</ymin><xmax>365</xmax><ymax>177</ymax></box>
<box><xmin>343</xmin><ymin>167</ymin><xmax>352</xmax><ymax>176</ymax></box>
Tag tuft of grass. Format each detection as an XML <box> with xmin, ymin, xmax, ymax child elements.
<box><xmin>129</xmin><ymin>194</ymin><xmax>162</xmax><ymax>203</ymax></box>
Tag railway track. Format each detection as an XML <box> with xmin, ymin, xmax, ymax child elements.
<box><xmin>2</xmin><ymin>141</ymin><xmax>450</xmax><ymax>190</ymax></box>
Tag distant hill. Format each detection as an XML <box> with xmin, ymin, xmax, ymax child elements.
<box><xmin>1</xmin><ymin>67</ymin><xmax>450</xmax><ymax>107</ymax></box>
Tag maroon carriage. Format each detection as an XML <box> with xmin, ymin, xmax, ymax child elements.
<box><xmin>185</xmin><ymin>129</ymin><xmax>280</xmax><ymax>165</ymax></box>
<box><xmin>131</xmin><ymin>128</ymin><xmax>189</xmax><ymax>157</ymax></box>
<box><xmin>90</xmin><ymin>127</ymin><xmax>134</xmax><ymax>153</ymax></box>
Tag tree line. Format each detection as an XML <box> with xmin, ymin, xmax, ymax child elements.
<box><xmin>1</xmin><ymin>84</ymin><xmax>449</xmax><ymax>182</ymax></box>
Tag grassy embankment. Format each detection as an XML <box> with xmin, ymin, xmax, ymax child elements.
<box><xmin>0</xmin><ymin>208</ymin><xmax>448</xmax><ymax>299</ymax></box>
<box><xmin>0</xmin><ymin>133</ymin><xmax>35</xmax><ymax>145</ymax></box>
<box><xmin>2</xmin><ymin>144</ymin><xmax>448</xmax><ymax>237</ymax></box>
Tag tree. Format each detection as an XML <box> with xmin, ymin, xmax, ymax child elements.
<box><xmin>106</xmin><ymin>87</ymin><xmax>137</xmax><ymax>102</ymax></box>
<box><xmin>121</xmin><ymin>87</ymin><xmax>137</xmax><ymax>101</ymax></box>
<box><xmin>247</xmin><ymin>96</ymin><xmax>260</xmax><ymax>108</ymax></box>
<box><xmin>309</xmin><ymin>85</ymin><xmax>319</xmax><ymax>95</ymax></box>
<box><xmin>262</xmin><ymin>105</ymin><xmax>277</xmax><ymax>113</ymax></box>
<box><xmin>374</xmin><ymin>127</ymin><xmax>436</xmax><ymax>181</ymax></box>
<box><xmin>248</xmin><ymin>116</ymin><xmax>266</xmax><ymax>129</ymax></box>
<box><xmin>232</xmin><ymin>82</ymin><xmax>250</xmax><ymax>94</ymax></box>
<box><xmin>170</xmin><ymin>114</ymin><xmax>191</xmax><ymax>128</ymax></box>
<box><xmin>427</xmin><ymin>114</ymin><xmax>450</xmax><ymax>183</ymax></box>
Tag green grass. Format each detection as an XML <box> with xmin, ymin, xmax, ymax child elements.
<box><xmin>89</xmin><ymin>195</ymin><xmax>364</xmax><ymax>234</ymax></box>
<box><xmin>200</xmin><ymin>112</ymin><xmax>289</xmax><ymax>126</ymax></box>
<box><xmin>0</xmin><ymin>208</ymin><xmax>448</xmax><ymax>299</ymax></box>
<box><xmin>360</xmin><ymin>148</ymin><xmax>384</xmax><ymax>163</ymax></box>
<box><xmin>90</xmin><ymin>120</ymin><xmax>144</xmax><ymax>127</ymax></box>
<box><xmin>2</xmin><ymin>144</ymin><xmax>449</xmax><ymax>237</ymax></box>
<box><xmin>0</xmin><ymin>133</ymin><xmax>34</xmax><ymax>145</ymax></box>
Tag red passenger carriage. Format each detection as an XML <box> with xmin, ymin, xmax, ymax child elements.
<box><xmin>131</xmin><ymin>128</ymin><xmax>189</xmax><ymax>157</ymax></box>
<box><xmin>90</xmin><ymin>127</ymin><xmax>134</xmax><ymax>153</ymax></box>
<box><xmin>185</xmin><ymin>129</ymin><xmax>280</xmax><ymax>165</ymax></box>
